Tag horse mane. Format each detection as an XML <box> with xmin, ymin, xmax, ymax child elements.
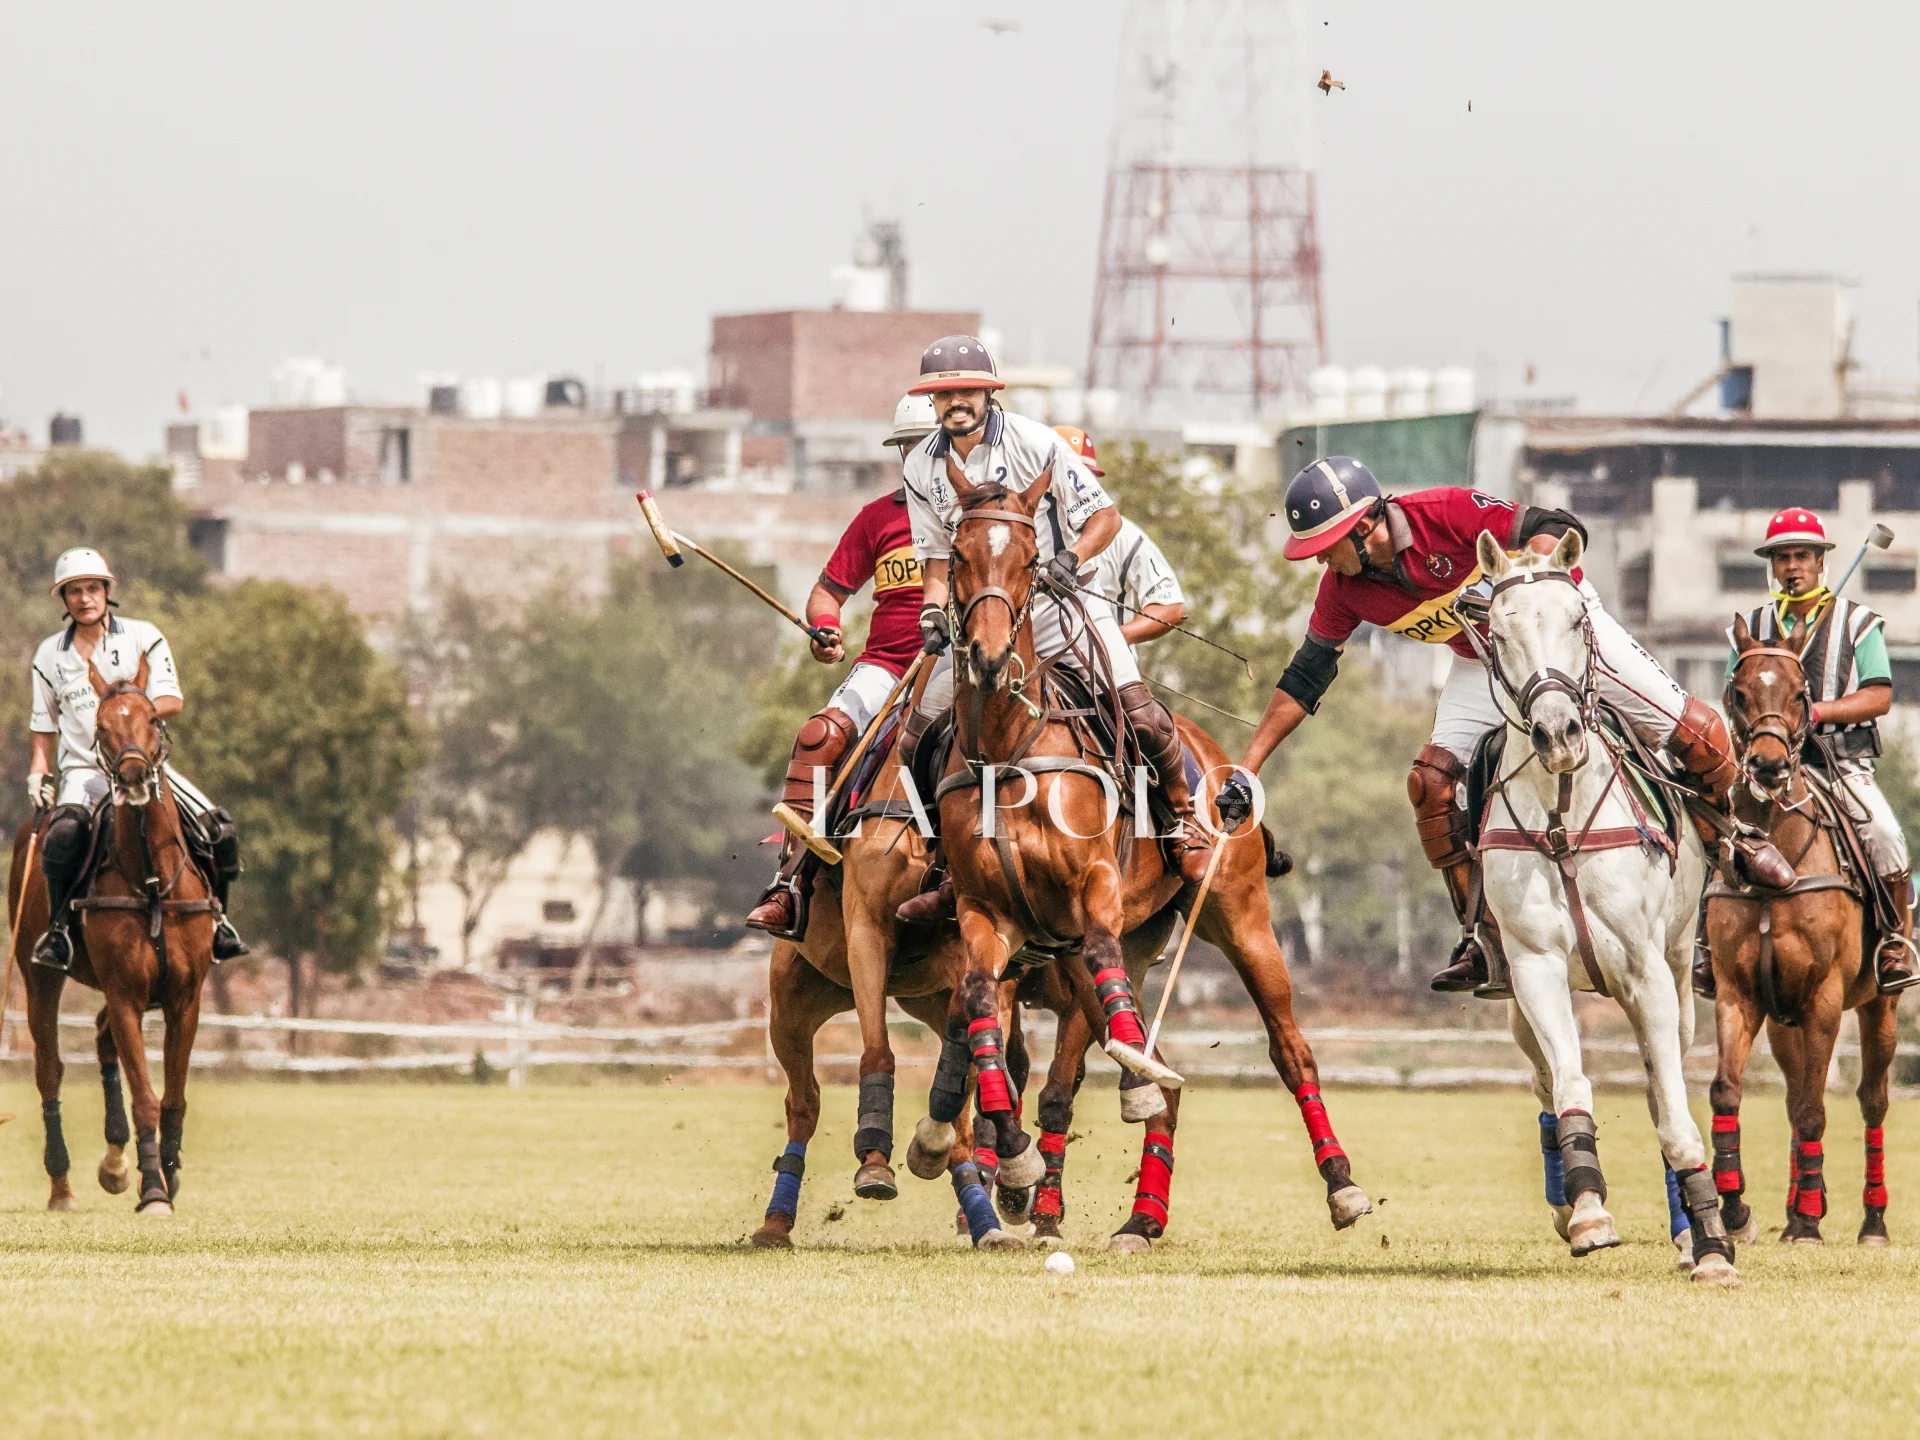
<box><xmin>955</xmin><ymin>481</ymin><xmax>1015</xmax><ymax>512</ymax></box>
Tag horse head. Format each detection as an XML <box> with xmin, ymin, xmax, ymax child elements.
<box><xmin>88</xmin><ymin>652</ymin><xmax>164</xmax><ymax>805</ymax></box>
<box><xmin>1726</xmin><ymin>612</ymin><xmax>1809</xmax><ymax>793</ymax></box>
<box><xmin>1477</xmin><ymin>527</ymin><xmax>1591</xmax><ymax>774</ymax></box>
<box><xmin>945</xmin><ymin>455</ymin><xmax>1050</xmax><ymax>692</ymax></box>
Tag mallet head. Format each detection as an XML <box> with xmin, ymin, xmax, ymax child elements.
<box><xmin>635</xmin><ymin>490</ymin><xmax>684</xmax><ymax>567</ymax></box>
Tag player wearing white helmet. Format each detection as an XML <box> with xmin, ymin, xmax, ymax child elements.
<box><xmin>893</xmin><ymin>338</ymin><xmax>1212</xmax><ymax>927</ymax></box>
<box><xmin>26</xmin><ymin>548</ymin><xmax>249</xmax><ymax>969</ymax></box>
<box><xmin>744</xmin><ymin>393</ymin><xmax>940</xmax><ymax>937</ymax></box>
<box><xmin>1054</xmin><ymin>426</ymin><xmax>1189</xmax><ymax>648</ymax></box>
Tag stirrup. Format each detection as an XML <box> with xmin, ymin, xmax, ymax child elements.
<box><xmin>212</xmin><ymin>917</ymin><xmax>249</xmax><ymax>963</ymax></box>
<box><xmin>1691</xmin><ymin>942</ymin><xmax>1717</xmax><ymax>1000</ymax></box>
<box><xmin>745</xmin><ymin>876</ymin><xmax>807</xmax><ymax>941</ymax></box>
<box><xmin>31</xmin><ymin>924</ymin><xmax>72</xmax><ymax>973</ymax></box>
<box><xmin>1429</xmin><ymin>933</ymin><xmax>1484</xmax><ymax>993</ymax></box>
<box><xmin>1875</xmin><ymin>934</ymin><xmax>1920</xmax><ymax>994</ymax></box>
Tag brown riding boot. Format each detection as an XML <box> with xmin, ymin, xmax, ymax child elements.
<box><xmin>896</xmin><ymin>871</ymin><xmax>954</xmax><ymax>925</ymax></box>
<box><xmin>1118</xmin><ymin>681</ymin><xmax>1210</xmax><ymax>884</ymax></box>
<box><xmin>1875</xmin><ymin>871</ymin><xmax>1920</xmax><ymax>994</ymax></box>
<box><xmin>1409</xmin><ymin>745</ymin><xmax>1490</xmax><ymax>993</ymax></box>
<box><xmin>1666</xmin><ymin>696</ymin><xmax>1796</xmax><ymax>891</ymax></box>
<box><xmin>745</xmin><ymin>708</ymin><xmax>856</xmax><ymax>936</ymax></box>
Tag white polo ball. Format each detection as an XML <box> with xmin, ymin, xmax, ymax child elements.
<box><xmin>1044</xmin><ymin>1250</ymin><xmax>1075</xmax><ymax>1276</ymax></box>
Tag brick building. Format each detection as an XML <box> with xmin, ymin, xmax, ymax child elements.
<box><xmin>708</xmin><ymin>308</ymin><xmax>979</xmax><ymax>492</ymax></box>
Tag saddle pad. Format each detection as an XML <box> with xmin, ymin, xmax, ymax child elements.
<box><xmin>1467</xmin><ymin>704</ymin><xmax>1675</xmax><ymax>854</ymax></box>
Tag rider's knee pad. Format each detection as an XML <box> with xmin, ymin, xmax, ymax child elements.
<box><xmin>208</xmin><ymin>806</ymin><xmax>242</xmax><ymax>880</ymax></box>
<box><xmin>1407</xmin><ymin>744</ymin><xmax>1468</xmax><ymax>869</ymax></box>
<box><xmin>40</xmin><ymin>805</ymin><xmax>90</xmax><ymax>879</ymax></box>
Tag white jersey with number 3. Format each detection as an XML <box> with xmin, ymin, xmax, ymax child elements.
<box><xmin>30</xmin><ymin>616</ymin><xmax>183</xmax><ymax>776</ymax></box>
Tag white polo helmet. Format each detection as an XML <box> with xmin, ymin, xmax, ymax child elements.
<box><xmin>51</xmin><ymin>547</ymin><xmax>116</xmax><ymax>596</ymax></box>
<box><xmin>885</xmin><ymin>392</ymin><xmax>939</xmax><ymax>450</ymax></box>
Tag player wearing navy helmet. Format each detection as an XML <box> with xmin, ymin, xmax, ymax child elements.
<box><xmin>1216</xmin><ymin>458</ymin><xmax>1794</xmax><ymax>995</ymax></box>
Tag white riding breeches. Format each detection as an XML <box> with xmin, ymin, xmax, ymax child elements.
<box><xmin>825</xmin><ymin>660</ymin><xmax>902</xmax><ymax>734</ymax></box>
<box><xmin>1831</xmin><ymin>761</ymin><xmax>1910</xmax><ymax>878</ymax></box>
<box><xmin>57</xmin><ymin>765</ymin><xmax>216</xmax><ymax>817</ymax></box>
<box><xmin>1430</xmin><ymin>580</ymin><xmax>1690</xmax><ymax>766</ymax></box>
<box><xmin>915</xmin><ymin>595</ymin><xmax>1141</xmax><ymax>719</ymax></box>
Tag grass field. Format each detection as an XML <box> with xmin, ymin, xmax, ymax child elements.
<box><xmin>0</xmin><ymin>1078</ymin><xmax>1916</xmax><ymax>1438</ymax></box>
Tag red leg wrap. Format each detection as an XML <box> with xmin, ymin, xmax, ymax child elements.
<box><xmin>1093</xmin><ymin>967</ymin><xmax>1147</xmax><ymax>1048</ymax></box>
<box><xmin>968</xmin><ymin>1018</ymin><xmax>1013</xmax><ymax>1115</ymax></box>
<box><xmin>1865</xmin><ymin>1126</ymin><xmax>1888</xmax><ymax>1209</ymax></box>
<box><xmin>1793</xmin><ymin>1140</ymin><xmax>1826</xmax><ymax>1219</ymax></box>
<box><xmin>1711</xmin><ymin>1113</ymin><xmax>1743</xmax><ymax>1194</ymax></box>
<box><xmin>972</xmin><ymin>1144</ymin><xmax>999</xmax><ymax>1185</ymax></box>
<box><xmin>1294</xmin><ymin>1082</ymin><xmax>1347</xmax><ymax>1165</ymax></box>
<box><xmin>1132</xmin><ymin>1134</ymin><xmax>1174</xmax><ymax>1228</ymax></box>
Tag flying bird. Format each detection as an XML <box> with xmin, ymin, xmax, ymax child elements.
<box><xmin>981</xmin><ymin>18</ymin><xmax>1020</xmax><ymax>34</ymax></box>
<box><xmin>1318</xmin><ymin>69</ymin><xmax>1345</xmax><ymax>95</ymax></box>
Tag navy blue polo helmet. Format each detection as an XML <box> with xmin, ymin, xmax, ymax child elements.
<box><xmin>1281</xmin><ymin>456</ymin><xmax>1383</xmax><ymax>560</ymax></box>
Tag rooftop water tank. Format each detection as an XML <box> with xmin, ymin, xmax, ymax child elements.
<box><xmin>1308</xmin><ymin>365</ymin><xmax>1348</xmax><ymax>420</ymax></box>
<box><xmin>544</xmin><ymin>376</ymin><xmax>587</xmax><ymax>408</ymax></box>
<box><xmin>460</xmin><ymin>378</ymin><xmax>503</xmax><ymax>419</ymax></box>
<box><xmin>1347</xmin><ymin>366</ymin><xmax>1387</xmax><ymax>419</ymax></box>
<box><xmin>1388</xmin><ymin>368</ymin><xmax>1432</xmax><ymax>418</ymax></box>
<box><xmin>1432</xmin><ymin>366</ymin><xmax>1476</xmax><ymax>413</ymax></box>
<box><xmin>49</xmin><ymin>413</ymin><xmax>83</xmax><ymax>447</ymax></box>
<box><xmin>504</xmin><ymin>375</ymin><xmax>545</xmax><ymax>418</ymax></box>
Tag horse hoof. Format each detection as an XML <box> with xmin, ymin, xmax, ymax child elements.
<box><xmin>1103</xmin><ymin>1039</ymin><xmax>1184</xmax><ymax>1089</ymax></box>
<box><xmin>1033</xmin><ymin>1231</ymin><xmax>1066</xmax><ymax>1250</ymax></box>
<box><xmin>1567</xmin><ymin>1214</ymin><xmax>1621</xmax><ymax>1256</ymax></box>
<box><xmin>1118</xmin><ymin>1081</ymin><xmax>1167</xmax><ymax>1123</ymax></box>
<box><xmin>1328</xmin><ymin>1185</ymin><xmax>1372</xmax><ymax>1231</ymax></box>
<box><xmin>1551</xmin><ymin>1204</ymin><xmax>1573</xmax><ymax>1242</ymax></box>
<box><xmin>1108</xmin><ymin>1231</ymin><xmax>1151</xmax><ymax>1255</ymax></box>
<box><xmin>1673</xmin><ymin>1233</ymin><xmax>1696</xmax><ymax>1271</ymax></box>
<box><xmin>47</xmin><ymin>1194</ymin><xmax>76</xmax><ymax>1213</ymax></box>
<box><xmin>1689</xmin><ymin>1253</ymin><xmax>1741</xmax><ymax>1288</ymax></box>
<box><xmin>906</xmin><ymin>1118</ymin><xmax>954</xmax><ymax>1181</ymax></box>
<box><xmin>976</xmin><ymin>1227</ymin><xmax>1025</xmax><ymax>1251</ymax></box>
<box><xmin>1858</xmin><ymin>1231</ymin><xmax>1890</xmax><ymax>1249</ymax></box>
<box><xmin>999</xmin><ymin>1144</ymin><xmax>1045</xmax><ymax>1190</ymax></box>
<box><xmin>996</xmin><ymin>1184</ymin><xmax>1035</xmax><ymax>1227</ymax></box>
<box><xmin>1729</xmin><ymin>1214</ymin><xmax>1760</xmax><ymax>1246</ymax></box>
<box><xmin>749</xmin><ymin>1227</ymin><xmax>793</xmax><ymax>1249</ymax></box>
<box><xmin>136</xmin><ymin>1198</ymin><xmax>174</xmax><ymax>1219</ymax></box>
<box><xmin>99</xmin><ymin>1153</ymin><xmax>130</xmax><ymax>1196</ymax></box>
<box><xmin>853</xmin><ymin>1162</ymin><xmax>898</xmax><ymax>1201</ymax></box>
<box><xmin>1785</xmin><ymin>1233</ymin><xmax>1824</xmax><ymax>1247</ymax></box>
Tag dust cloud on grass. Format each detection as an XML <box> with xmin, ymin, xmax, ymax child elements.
<box><xmin>0</xmin><ymin>1082</ymin><xmax>1914</xmax><ymax>1438</ymax></box>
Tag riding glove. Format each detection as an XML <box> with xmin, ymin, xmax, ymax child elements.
<box><xmin>1041</xmin><ymin>548</ymin><xmax>1083</xmax><ymax>595</ymax></box>
<box><xmin>26</xmin><ymin>773</ymin><xmax>52</xmax><ymax>810</ymax></box>
<box><xmin>1215</xmin><ymin>770</ymin><xmax>1256</xmax><ymax>832</ymax></box>
<box><xmin>919</xmin><ymin>604</ymin><xmax>952</xmax><ymax>656</ymax></box>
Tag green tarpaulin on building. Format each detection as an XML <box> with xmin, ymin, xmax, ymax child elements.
<box><xmin>1277</xmin><ymin>411</ymin><xmax>1480</xmax><ymax>493</ymax></box>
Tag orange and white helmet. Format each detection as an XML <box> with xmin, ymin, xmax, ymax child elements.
<box><xmin>1053</xmin><ymin>425</ymin><xmax>1105</xmax><ymax>477</ymax></box>
<box><xmin>50</xmin><ymin>547</ymin><xmax>116</xmax><ymax>596</ymax></box>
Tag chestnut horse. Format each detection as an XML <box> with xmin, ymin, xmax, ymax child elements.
<box><xmin>6</xmin><ymin>655</ymin><xmax>217</xmax><ymax>1215</ymax></box>
<box><xmin>750</xmin><ymin>712</ymin><xmax>1180</xmax><ymax>1248</ymax></box>
<box><xmin>1707</xmin><ymin>614</ymin><xmax>1902</xmax><ymax>1245</ymax></box>
<box><xmin>907</xmin><ymin>462</ymin><xmax>1371</xmax><ymax>1249</ymax></box>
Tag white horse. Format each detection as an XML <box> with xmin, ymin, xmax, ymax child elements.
<box><xmin>1474</xmin><ymin>529</ymin><xmax>1739</xmax><ymax>1287</ymax></box>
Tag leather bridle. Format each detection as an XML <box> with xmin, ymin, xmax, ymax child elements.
<box><xmin>92</xmin><ymin>682</ymin><xmax>169</xmax><ymax>804</ymax></box>
<box><xmin>1481</xmin><ymin>568</ymin><xmax>1597</xmax><ymax>729</ymax></box>
<box><xmin>1725</xmin><ymin>644</ymin><xmax>1812</xmax><ymax>793</ymax></box>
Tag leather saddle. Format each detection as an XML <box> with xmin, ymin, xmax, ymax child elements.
<box><xmin>1465</xmin><ymin>702</ymin><xmax>1679</xmax><ymax>855</ymax></box>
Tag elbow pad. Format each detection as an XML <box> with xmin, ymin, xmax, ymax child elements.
<box><xmin>1276</xmin><ymin>636</ymin><xmax>1341</xmax><ymax>714</ymax></box>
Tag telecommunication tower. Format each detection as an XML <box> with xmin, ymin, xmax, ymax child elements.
<box><xmin>1086</xmin><ymin>0</ymin><xmax>1325</xmax><ymax>425</ymax></box>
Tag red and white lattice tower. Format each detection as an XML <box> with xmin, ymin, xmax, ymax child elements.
<box><xmin>1086</xmin><ymin>0</ymin><xmax>1325</xmax><ymax>425</ymax></box>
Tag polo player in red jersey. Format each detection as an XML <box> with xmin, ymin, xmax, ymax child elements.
<box><xmin>1216</xmin><ymin>457</ymin><xmax>1796</xmax><ymax>995</ymax></box>
<box><xmin>744</xmin><ymin>393</ymin><xmax>940</xmax><ymax>938</ymax></box>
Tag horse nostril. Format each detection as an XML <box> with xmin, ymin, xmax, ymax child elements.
<box><xmin>1530</xmin><ymin>721</ymin><xmax>1551</xmax><ymax>752</ymax></box>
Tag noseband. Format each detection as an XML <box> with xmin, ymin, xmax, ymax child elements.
<box><xmin>1726</xmin><ymin>645</ymin><xmax>1811</xmax><ymax>787</ymax></box>
<box><xmin>1483</xmin><ymin>568</ymin><xmax>1596</xmax><ymax>726</ymax></box>
<box><xmin>93</xmin><ymin>683</ymin><xmax>169</xmax><ymax>803</ymax></box>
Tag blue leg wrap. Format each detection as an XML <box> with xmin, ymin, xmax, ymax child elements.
<box><xmin>1664</xmin><ymin>1162</ymin><xmax>1690</xmax><ymax>1239</ymax></box>
<box><xmin>952</xmin><ymin>1162</ymin><xmax>1000</xmax><ymax>1245</ymax></box>
<box><xmin>766</xmin><ymin>1141</ymin><xmax>806</xmax><ymax>1219</ymax></box>
<box><xmin>1538</xmin><ymin>1112</ymin><xmax>1566</xmax><ymax>1208</ymax></box>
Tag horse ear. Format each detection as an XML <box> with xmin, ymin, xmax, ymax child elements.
<box><xmin>1022</xmin><ymin>464</ymin><xmax>1055</xmax><ymax>514</ymax></box>
<box><xmin>1476</xmin><ymin>529</ymin><xmax>1509</xmax><ymax>581</ymax></box>
<box><xmin>1732</xmin><ymin>613</ymin><xmax>1756</xmax><ymax>652</ymax></box>
<box><xmin>1550</xmin><ymin>527</ymin><xmax>1583</xmax><ymax>571</ymax></box>
<box><xmin>135</xmin><ymin>651</ymin><xmax>150</xmax><ymax>695</ymax></box>
<box><xmin>943</xmin><ymin>454</ymin><xmax>977</xmax><ymax>499</ymax></box>
<box><xmin>87</xmin><ymin>659</ymin><xmax>110</xmax><ymax>699</ymax></box>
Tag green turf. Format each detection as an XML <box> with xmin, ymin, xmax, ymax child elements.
<box><xmin>0</xmin><ymin>1079</ymin><xmax>1914</xmax><ymax>1438</ymax></box>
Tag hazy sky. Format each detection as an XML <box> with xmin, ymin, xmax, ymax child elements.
<box><xmin>5</xmin><ymin>1</ymin><xmax>1918</xmax><ymax>455</ymax></box>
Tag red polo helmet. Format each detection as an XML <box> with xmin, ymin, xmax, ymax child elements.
<box><xmin>1754</xmin><ymin>508</ymin><xmax>1833</xmax><ymax>557</ymax></box>
<box><xmin>1052</xmin><ymin>425</ymin><xmax>1104</xmax><ymax>476</ymax></box>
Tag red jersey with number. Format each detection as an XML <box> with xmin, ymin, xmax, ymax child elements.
<box><xmin>823</xmin><ymin>490</ymin><xmax>924</xmax><ymax>676</ymax></box>
<box><xmin>1304</xmin><ymin>487</ymin><xmax>1574</xmax><ymax>659</ymax></box>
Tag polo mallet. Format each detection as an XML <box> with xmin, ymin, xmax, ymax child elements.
<box><xmin>634</xmin><ymin>491</ymin><xmax>836</xmax><ymax>647</ymax></box>
<box><xmin>1</xmin><ymin>818</ymin><xmax>44</xmax><ymax>1062</ymax></box>
<box><xmin>1143</xmin><ymin>832</ymin><xmax>1233</xmax><ymax>1057</ymax></box>
<box><xmin>1832</xmin><ymin>522</ymin><xmax>1895</xmax><ymax>598</ymax></box>
<box><xmin>773</xmin><ymin>651</ymin><xmax>929</xmax><ymax>866</ymax></box>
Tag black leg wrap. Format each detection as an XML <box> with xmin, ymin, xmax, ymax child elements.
<box><xmin>160</xmin><ymin>1108</ymin><xmax>185</xmax><ymax>1198</ymax></box>
<box><xmin>929</xmin><ymin>1020</ymin><xmax>970</xmax><ymax>1125</ymax></box>
<box><xmin>1037</xmin><ymin>1094</ymin><xmax>1074</xmax><ymax>1135</ymax></box>
<box><xmin>1678</xmin><ymin>1166</ymin><xmax>1733</xmax><ymax>1262</ymax></box>
<box><xmin>1556</xmin><ymin>1111</ymin><xmax>1606</xmax><ymax>1202</ymax></box>
<box><xmin>853</xmin><ymin>1073</ymin><xmax>895</xmax><ymax>1161</ymax></box>
<box><xmin>101</xmin><ymin>1061</ymin><xmax>131</xmax><ymax>1148</ymax></box>
<box><xmin>42</xmin><ymin>1098</ymin><xmax>70</xmax><ymax>1179</ymax></box>
<box><xmin>135</xmin><ymin>1130</ymin><xmax>166</xmax><ymax>1205</ymax></box>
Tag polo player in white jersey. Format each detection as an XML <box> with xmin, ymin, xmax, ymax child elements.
<box><xmin>1054</xmin><ymin>426</ymin><xmax>1189</xmax><ymax>650</ymax></box>
<box><xmin>26</xmin><ymin>548</ymin><xmax>248</xmax><ymax>969</ymax></box>
<box><xmin>893</xmin><ymin>336</ymin><xmax>1211</xmax><ymax>925</ymax></box>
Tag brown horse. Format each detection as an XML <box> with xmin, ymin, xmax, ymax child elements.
<box><xmin>1707</xmin><ymin>615</ymin><xmax>1902</xmax><ymax>1245</ymax></box>
<box><xmin>6</xmin><ymin>655</ymin><xmax>217</xmax><ymax>1215</ymax></box>
<box><xmin>907</xmin><ymin>463</ymin><xmax>1371</xmax><ymax>1249</ymax></box>
<box><xmin>750</xmin><ymin>677</ymin><xmax>1186</xmax><ymax>1249</ymax></box>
